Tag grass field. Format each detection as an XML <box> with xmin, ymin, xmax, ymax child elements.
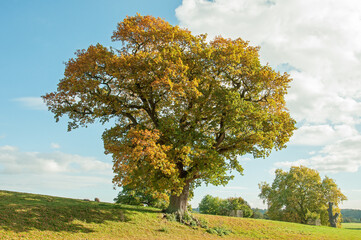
<box><xmin>343</xmin><ymin>223</ymin><xmax>361</xmax><ymax>231</ymax></box>
<box><xmin>0</xmin><ymin>190</ymin><xmax>360</xmax><ymax>239</ymax></box>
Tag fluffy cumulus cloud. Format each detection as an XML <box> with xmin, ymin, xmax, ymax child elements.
<box><xmin>176</xmin><ymin>0</ymin><xmax>361</xmax><ymax>123</ymax></box>
<box><xmin>290</xmin><ymin>124</ymin><xmax>359</xmax><ymax>146</ymax></box>
<box><xmin>0</xmin><ymin>145</ymin><xmax>115</xmax><ymax>201</ymax></box>
<box><xmin>176</xmin><ymin>0</ymin><xmax>361</xmax><ymax>173</ymax></box>
<box><xmin>0</xmin><ymin>145</ymin><xmax>112</xmax><ymax>175</ymax></box>
<box><xmin>275</xmin><ymin>135</ymin><xmax>361</xmax><ymax>172</ymax></box>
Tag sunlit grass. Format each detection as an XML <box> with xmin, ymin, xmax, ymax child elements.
<box><xmin>0</xmin><ymin>190</ymin><xmax>360</xmax><ymax>239</ymax></box>
<box><xmin>343</xmin><ymin>222</ymin><xmax>361</xmax><ymax>230</ymax></box>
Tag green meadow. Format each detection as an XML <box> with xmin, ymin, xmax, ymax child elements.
<box><xmin>0</xmin><ymin>190</ymin><xmax>360</xmax><ymax>239</ymax></box>
<box><xmin>343</xmin><ymin>223</ymin><xmax>361</xmax><ymax>231</ymax></box>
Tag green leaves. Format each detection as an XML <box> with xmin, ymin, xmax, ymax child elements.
<box><xmin>43</xmin><ymin>14</ymin><xmax>296</xmax><ymax>211</ymax></box>
<box><xmin>199</xmin><ymin>195</ymin><xmax>253</xmax><ymax>217</ymax></box>
<box><xmin>259</xmin><ymin>166</ymin><xmax>347</xmax><ymax>225</ymax></box>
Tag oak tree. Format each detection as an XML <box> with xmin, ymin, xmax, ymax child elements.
<box><xmin>259</xmin><ymin>166</ymin><xmax>347</xmax><ymax>226</ymax></box>
<box><xmin>43</xmin><ymin>14</ymin><xmax>296</xmax><ymax>214</ymax></box>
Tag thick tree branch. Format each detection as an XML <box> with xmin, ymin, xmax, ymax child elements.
<box><xmin>213</xmin><ymin>112</ymin><xmax>226</xmax><ymax>149</ymax></box>
<box><xmin>134</xmin><ymin>83</ymin><xmax>159</xmax><ymax>128</ymax></box>
<box><xmin>123</xmin><ymin>112</ymin><xmax>138</xmax><ymax>126</ymax></box>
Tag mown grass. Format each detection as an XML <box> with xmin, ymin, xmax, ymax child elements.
<box><xmin>343</xmin><ymin>223</ymin><xmax>361</xmax><ymax>231</ymax></box>
<box><xmin>0</xmin><ymin>190</ymin><xmax>360</xmax><ymax>239</ymax></box>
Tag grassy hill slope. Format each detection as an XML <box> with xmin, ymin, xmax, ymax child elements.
<box><xmin>0</xmin><ymin>190</ymin><xmax>360</xmax><ymax>239</ymax></box>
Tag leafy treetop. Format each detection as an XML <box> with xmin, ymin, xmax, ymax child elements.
<box><xmin>259</xmin><ymin>166</ymin><xmax>347</xmax><ymax>226</ymax></box>
<box><xmin>43</xmin><ymin>14</ymin><xmax>296</xmax><ymax>212</ymax></box>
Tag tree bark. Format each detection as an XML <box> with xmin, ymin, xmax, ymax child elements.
<box><xmin>166</xmin><ymin>182</ymin><xmax>190</xmax><ymax>214</ymax></box>
<box><xmin>328</xmin><ymin>202</ymin><xmax>339</xmax><ymax>228</ymax></box>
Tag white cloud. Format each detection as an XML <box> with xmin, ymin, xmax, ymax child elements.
<box><xmin>1</xmin><ymin>174</ymin><xmax>110</xmax><ymax>190</ymax></box>
<box><xmin>275</xmin><ymin>135</ymin><xmax>361</xmax><ymax>173</ymax></box>
<box><xmin>50</xmin><ymin>143</ymin><xmax>61</xmax><ymax>149</ymax></box>
<box><xmin>176</xmin><ymin>0</ymin><xmax>361</xmax><ymax>125</ymax></box>
<box><xmin>13</xmin><ymin>97</ymin><xmax>47</xmax><ymax>110</ymax></box>
<box><xmin>290</xmin><ymin>124</ymin><xmax>359</xmax><ymax>146</ymax></box>
<box><xmin>0</xmin><ymin>173</ymin><xmax>114</xmax><ymax>203</ymax></box>
<box><xmin>0</xmin><ymin>145</ymin><xmax>112</xmax><ymax>175</ymax></box>
<box><xmin>0</xmin><ymin>145</ymin><xmax>115</xmax><ymax>202</ymax></box>
<box><xmin>224</xmin><ymin>186</ymin><xmax>247</xmax><ymax>190</ymax></box>
<box><xmin>0</xmin><ymin>145</ymin><xmax>115</xmax><ymax>201</ymax></box>
<box><xmin>286</xmin><ymin>73</ymin><xmax>361</xmax><ymax>124</ymax></box>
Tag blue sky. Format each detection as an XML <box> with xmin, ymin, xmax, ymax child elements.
<box><xmin>1</xmin><ymin>0</ymin><xmax>360</xmax><ymax>209</ymax></box>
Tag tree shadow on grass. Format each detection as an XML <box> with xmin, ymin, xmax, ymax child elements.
<box><xmin>0</xmin><ymin>191</ymin><xmax>129</xmax><ymax>233</ymax></box>
<box><xmin>118</xmin><ymin>205</ymin><xmax>161</xmax><ymax>214</ymax></box>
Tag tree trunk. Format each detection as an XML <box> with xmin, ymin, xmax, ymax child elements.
<box><xmin>166</xmin><ymin>182</ymin><xmax>190</xmax><ymax>214</ymax></box>
<box><xmin>328</xmin><ymin>202</ymin><xmax>339</xmax><ymax>228</ymax></box>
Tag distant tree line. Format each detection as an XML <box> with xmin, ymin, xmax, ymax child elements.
<box><xmin>341</xmin><ymin>209</ymin><xmax>361</xmax><ymax>223</ymax></box>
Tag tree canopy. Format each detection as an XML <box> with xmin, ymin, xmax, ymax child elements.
<box><xmin>259</xmin><ymin>166</ymin><xmax>347</xmax><ymax>226</ymax></box>
<box><xmin>43</xmin><ymin>14</ymin><xmax>296</xmax><ymax>213</ymax></box>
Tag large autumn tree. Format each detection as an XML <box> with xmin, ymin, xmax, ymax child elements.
<box><xmin>43</xmin><ymin>14</ymin><xmax>296</xmax><ymax>214</ymax></box>
<box><xmin>259</xmin><ymin>166</ymin><xmax>347</xmax><ymax>226</ymax></box>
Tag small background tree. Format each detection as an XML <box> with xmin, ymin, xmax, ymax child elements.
<box><xmin>199</xmin><ymin>195</ymin><xmax>222</xmax><ymax>215</ymax></box>
<box><xmin>199</xmin><ymin>195</ymin><xmax>253</xmax><ymax>217</ymax></box>
<box><xmin>259</xmin><ymin>166</ymin><xmax>347</xmax><ymax>227</ymax></box>
<box><xmin>228</xmin><ymin>197</ymin><xmax>253</xmax><ymax>217</ymax></box>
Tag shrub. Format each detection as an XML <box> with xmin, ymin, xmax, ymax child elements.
<box><xmin>207</xmin><ymin>226</ymin><xmax>232</xmax><ymax>236</ymax></box>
